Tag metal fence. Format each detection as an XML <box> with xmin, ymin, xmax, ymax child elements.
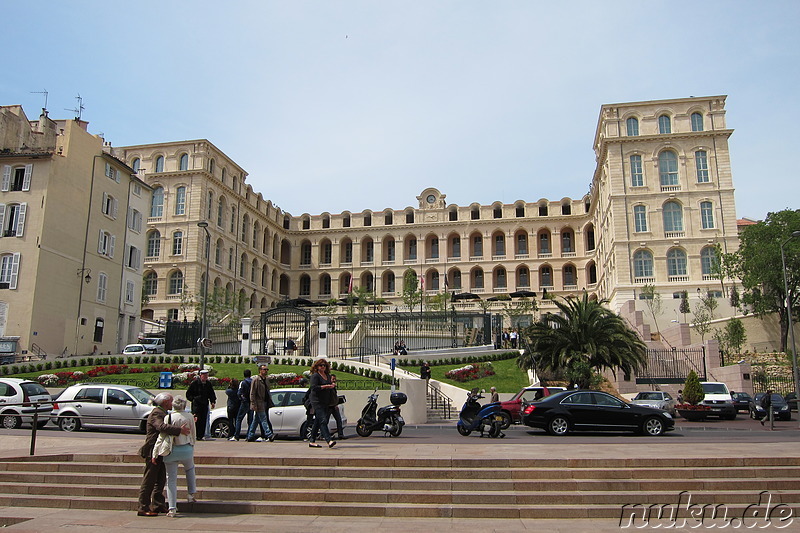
<box><xmin>637</xmin><ymin>347</ymin><xmax>707</xmax><ymax>384</ymax></box>
<box><xmin>164</xmin><ymin>320</ymin><xmax>201</xmax><ymax>353</ymax></box>
<box><xmin>752</xmin><ymin>373</ymin><xmax>796</xmax><ymax>396</ymax></box>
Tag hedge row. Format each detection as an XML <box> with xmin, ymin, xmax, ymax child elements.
<box><xmin>397</xmin><ymin>351</ymin><xmax>518</xmax><ymax>368</ymax></box>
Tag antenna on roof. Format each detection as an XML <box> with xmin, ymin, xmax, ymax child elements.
<box><xmin>30</xmin><ymin>89</ymin><xmax>48</xmax><ymax>111</ymax></box>
<box><xmin>65</xmin><ymin>94</ymin><xmax>85</xmax><ymax>120</ymax></box>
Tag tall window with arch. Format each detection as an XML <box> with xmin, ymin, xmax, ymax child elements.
<box><xmin>146</xmin><ymin>230</ymin><xmax>161</xmax><ymax>258</ymax></box>
<box><xmin>662</xmin><ymin>201</ymin><xmax>684</xmax><ymax>233</ymax></box>
<box><xmin>626</xmin><ymin>116</ymin><xmax>639</xmax><ymax>136</ymax></box>
<box><xmin>658</xmin><ymin>115</ymin><xmax>671</xmax><ymax>134</ymax></box>
<box><xmin>174</xmin><ymin>186</ymin><xmax>186</xmax><ymax>215</ymax></box>
<box><xmin>701</xmin><ymin>246</ymin><xmax>718</xmax><ymax>277</ymax></box>
<box><xmin>700</xmin><ymin>201</ymin><xmax>715</xmax><ymax>229</ymax></box>
<box><xmin>168</xmin><ymin>271</ymin><xmax>184</xmax><ymax>295</ymax></box>
<box><xmin>630</xmin><ymin>154</ymin><xmax>644</xmax><ymax>186</ymax></box>
<box><xmin>633</xmin><ymin>205</ymin><xmax>647</xmax><ymax>232</ymax></box>
<box><xmin>658</xmin><ymin>151</ymin><xmax>679</xmax><ymax>186</ymax></box>
<box><xmin>155</xmin><ymin>156</ymin><xmax>164</xmax><ymax>173</ymax></box>
<box><xmin>179</xmin><ymin>153</ymin><xmax>189</xmax><ymax>171</ymax></box>
<box><xmin>691</xmin><ymin>112</ymin><xmax>704</xmax><ymax>132</ymax></box>
<box><xmin>667</xmin><ymin>248</ymin><xmax>688</xmax><ymax>277</ymax></box>
<box><xmin>633</xmin><ymin>250</ymin><xmax>653</xmax><ymax>279</ymax></box>
<box><xmin>695</xmin><ymin>150</ymin><xmax>710</xmax><ymax>183</ymax></box>
<box><xmin>172</xmin><ymin>230</ymin><xmax>183</xmax><ymax>255</ymax></box>
<box><xmin>150</xmin><ymin>188</ymin><xmax>164</xmax><ymax>218</ymax></box>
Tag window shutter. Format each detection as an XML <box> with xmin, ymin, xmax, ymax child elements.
<box><xmin>0</xmin><ymin>204</ymin><xmax>5</xmax><ymax>235</ymax></box>
<box><xmin>98</xmin><ymin>230</ymin><xmax>105</xmax><ymax>254</ymax></box>
<box><xmin>22</xmin><ymin>164</ymin><xmax>32</xmax><ymax>191</ymax></box>
<box><xmin>105</xmin><ymin>163</ymin><xmax>112</xmax><ymax>178</ymax></box>
<box><xmin>1</xmin><ymin>166</ymin><xmax>10</xmax><ymax>192</ymax></box>
<box><xmin>15</xmin><ymin>203</ymin><xmax>26</xmax><ymax>237</ymax></box>
<box><xmin>125</xmin><ymin>244</ymin><xmax>131</xmax><ymax>266</ymax></box>
<box><xmin>134</xmin><ymin>211</ymin><xmax>142</xmax><ymax>232</ymax></box>
<box><xmin>112</xmin><ymin>197</ymin><xmax>118</xmax><ymax>219</ymax></box>
<box><xmin>102</xmin><ymin>192</ymin><xmax>108</xmax><ymax>214</ymax></box>
<box><xmin>9</xmin><ymin>252</ymin><xmax>20</xmax><ymax>289</ymax></box>
<box><xmin>109</xmin><ymin>235</ymin><xmax>115</xmax><ymax>258</ymax></box>
<box><xmin>127</xmin><ymin>207</ymin><xmax>133</xmax><ymax>228</ymax></box>
<box><xmin>134</xmin><ymin>247</ymin><xmax>141</xmax><ymax>269</ymax></box>
<box><xmin>115</xmin><ymin>169</ymin><xmax>120</xmax><ymax>183</ymax></box>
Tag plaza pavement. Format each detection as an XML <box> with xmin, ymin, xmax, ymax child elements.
<box><xmin>0</xmin><ymin>423</ymin><xmax>798</xmax><ymax>533</ymax></box>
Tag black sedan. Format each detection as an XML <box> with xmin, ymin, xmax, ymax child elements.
<box><xmin>521</xmin><ymin>390</ymin><xmax>675</xmax><ymax>436</ymax></box>
<box><xmin>731</xmin><ymin>392</ymin><xmax>753</xmax><ymax>412</ymax></box>
<box><xmin>749</xmin><ymin>393</ymin><xmax>792</xmax><ymax>421</ymax></box>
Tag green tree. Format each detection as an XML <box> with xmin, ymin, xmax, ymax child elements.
<box><xmin>194</xmin><ymin>286</ymin><xmax>245</xmax><ymax>325</ymax></box>
<box><xmin>692</xmin><ymin>303</ymin><xmax>712</xmax><ymax>343</ymax></box>
<box><xmin>401</xmin><ymin>268</ymin><xmax>423</xmax><ymax>312</ymax></box>
<box><xmin>640</xmin><ymin>284</ymin><xmax>663</xmax><ymax>338</ymax></box>
<box><xmin>179</xmin><ymin>285</ymin><xmax>195</xmax><ymax>321</ymax></box>
<box><xmin>682</xmin><ymin>370</ymin><xmax>705</xmax><ymax>406</ymax></box>
<box><xmin>679</xmin><ymin>291</ymin><xmax>690</xmax><ymax>322</ymax></box>
<box><xmin>714</xmin><ymin>317</ymin><xmax>747</xmax><ymax>357</ymax></box>
<box><xmin>501</xmin><ymin>296</ymin><xmax>537</xmax><ymax>329</ymax></box>
<box><xmin>517</xmin><ymin>294</ymin><xmax>647</xmax><ymax>389</ymax></box>
<box><xmin>724</xmin><ymin>209</ymin><xmax>800</xmax><ymax>352</ymax></box>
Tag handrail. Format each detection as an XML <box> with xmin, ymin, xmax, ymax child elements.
<box><xmin>427</xmin><ymin>384</ymin><xmax>453</xmax><ymax>420</ymax></box>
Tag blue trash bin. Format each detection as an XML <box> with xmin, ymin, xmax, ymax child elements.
<box><xmin>159</xmin><ymin>371</ymin><xmax>173</xmax><ymax>389</ymax></box>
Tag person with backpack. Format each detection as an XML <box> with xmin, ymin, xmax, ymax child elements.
<box><xmin>760</xmin><ymin>389</ymin><xmax>774</xmax><ymax>428</ymax></box>
<box><xmin>231</xmin><ymin>369</ymin><xmax>253</xmax><ymax>441</ymax></box>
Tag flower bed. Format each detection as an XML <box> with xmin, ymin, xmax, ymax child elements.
<box><xmin>444</xmin><ymin>362</ymin><xmax>495</xmax><ymax>382</ymax></box>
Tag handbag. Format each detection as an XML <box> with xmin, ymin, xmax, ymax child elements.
<box><xmin>152</xmin><ymin>413</ymin><xmax>174</xmax><ymax>459</ymax></box>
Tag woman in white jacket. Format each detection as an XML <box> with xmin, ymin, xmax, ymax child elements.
<box><xmin>159</xmin><ymin>396</ymin><xmax>197</xmax><ymax>517</ymax></box>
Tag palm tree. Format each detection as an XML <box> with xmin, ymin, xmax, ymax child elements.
<box><xmin>518</xmin><ymin>294</ymin><xmax>647</xmax><ymax>388</ymax></box>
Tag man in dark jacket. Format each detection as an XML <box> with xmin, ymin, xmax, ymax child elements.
<box><xmin>186</xmin><ymin>369</ymin><xmax>216</xmax><ymax>439</ymax></box>
<box><xmin>232</xmin><ymin>369</ymin><xmax>254</xmax><ymax>441</ymax></box>
<box><xmin>137</xmin><ymin>393</ymin><xmax>190</xmax><ymax>516</ymax></box>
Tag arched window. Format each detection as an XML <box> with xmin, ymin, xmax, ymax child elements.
<box><xmin>155</xmin><ymin>156</ymin><xmax>164</xmax><ymax>173</ymax></box>
<box><xmin>217</xmin><ymin>197</ymin><xmax>226</xmax><ymax>227</ymax></box>
<box><xmin>494</xmin><ymin>267</ymin><xmax>507</xmax><ymax>288</ymax></box>
<box><xmin>240</xmin><ymin>253</ymin><xmax>248</xmax><ymax>278</ymax></box>
<box><xmin>663</xmin><ymin>201</ymin><xmax>684</xmax><ymax>233</ymax></box>
<box><xmin>538</xmin><ymin>232</ymin><xmax>550</xmax><ymax>254</ymax></box>
<box><xmin>658</xmin><ymin>115</ymin><xmax>671</xmax><ymax>134</ymax></box>
<box><xmin>207</xmin><ymin>191</ymin><xmax>214</xmax><ymax>220</ymax></box>
<box><xmin>633</xmin><ymin>250</ymin><xmax>653</xmax><ymax>279</ymax></box>
<box><xmin>209</xmin><ymin>158</ymin><xmax>215</xmax><ymax>175</ymax></box>
<box><xmin>691</xmin><ymin>112</ymin><xmax>704</xmax><ymax>132</ymax></box>
<box><xmin>667</xmin><ymin>248</ymin><xmax>688</xmax><ymax>277</ymax></box>
<box><xmin>320</xmin><ymin>239</ymin><xmax>332</xmax><ymax>264</ymax></box>
<box><xmin>131</xmin><ymin>158</ymin><xmax>140</xmax><ymax>172</ymax></box>
<box><xmin>215</xmin><ymin>238</ymin><xmax>223</xmax><ymax>265</ymax></box>
<box><xmin>179</xmin><ymin>153</ymin><xmax>189</xmax><ymax>171</ymax></box>
<box><xmin>517</xmin><ymin>266</ymin><xmax>530</xmax><ymax>288</ymax></box>
<box><xmin>695</xmin><ymin>150</ymin><xmax>709</xmax><ymax>182</ymax></box>
<box><xmin>626</xmin><ymin>117</ymin><xmax>639</xmax><ymax>136</ymax></box>
<box><xmin>493</xmin><ymin>233</ymin><xmax>505</xmax><ymax>256</ymax></box>
<box><xmin>341</xmin><ymin>239</ymin><xmax>353</xmax><ymax>263</ymax></box>
<box><xmin>300</xmin><ymin>241</ymin><xmax>312</xmax><ymax>265</ymax></box>
<box><xmin>516</xmin><ymin>233</ymin><xmax>528</xmax><ymax>255</ymax></box>
<box><xmin>472</xmin><ymin>269</ymin><xmax>484</xmax><ymax>289</ymax></box>
<box><xmin>144</xmin><ymin>271</ymin><xmax>158</xmax><ymax>296</ymax></box>
<box><xmin>561</xmin><ymin>230</ymin><xmax>573</xmax><ymax>253</ymax></box>
<box><xmin>540</xmin><ymin>266</ymin><xmax>552</xmax><ymax>287</ymax></box>
<box><xmin>172</xmin><ymin>231</ymin><xmax>183</xmax><ymax>255</ymax></box>
<box><xmin>630</xmin><ymin>154</ymin><xmax>643</xmax><ymax>186</ymax></box>
<box><xmin>700</xmin><ymin>201</ymin><xmax>714</xmax><ymax>229</ymax></box>
<box><xmin>174</xmin><ymin>186</ymin><xmax>186</xmax><ymax>215</ymax></box>
<box><xmin>633</xmin><ymin>205</ymin><xmax>647</xmax><ymax>232</ymax></box>
<box><xmin>563</xmin><ymin>265</ymin><xmax>576</xmax><ymax>287</ymax></box>
<box><xmin>658</xmin><ymin>151</ymin><xmax>679</xmax><ymax>186</ymax></box>
<box><xmin>146</xmin><ymin>230</ymin><xmax>161</xmax><ymax>258</ymax></box>
<box><xmin>701</xmin><ymin>246</ymin><xmax>718</xmax><ymax>276</ymax></box>
<box><xmin>384</xmin><ymin>271</ymin><xmax>396</xmax><ymax>294</ymax></box>
<box><xmin>168</xmin><ymin>270</ymin><xmax>183</xmax><ymax>294</ymax></box>
<box><xmin>320</xmin><ymin>274</ymin><xmax>332</xmax><ymax>296</ymax></box>
<box><xmin>299</xmin><ymin>274</ymin><xmax>311</xmax><ymax>296</ymax></box>
<box><xmin>150</xmin><ymin>187</ymin><xmax>164</xmax><ymax>217</ymax></box>
<box><xmin>241</xmin><ymin>214</ymin><xmax>249</xmax><ymax>243</ymax></box>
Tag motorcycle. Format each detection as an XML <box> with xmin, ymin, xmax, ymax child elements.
<box><xmin>356</xmin><ymin>389</ymin><xmax>406</xmax><ymax>437</ymax></box>
<box><xmin>457</xmin><ymin>388</ymin><xmax>505</xmax><ymax>438</ymax></box>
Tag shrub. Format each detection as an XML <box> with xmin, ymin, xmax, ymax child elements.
<box><xmin>45</xmin><ymin>362</ymin><xmax>52</xmax><ymax>370</ymax></box>
<box><xmin>11</xmin><ymin>365</ymin><xmax>19</xmax><ymax>374</ymax></box>
<box><xmin>682</xmin><ymin>370</ymin><xmax>705</xmax><ymax>406</ymax></box>
<box><xmin>70</xmin><ymin>359</ymin><xmax>77</xmax><ymax>367</ymax></box>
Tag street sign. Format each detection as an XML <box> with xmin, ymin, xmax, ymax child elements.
<box><xmin>201</xmin><ymin>338</ymin><xmax>213</xmax><ymax>349</ymax></box>
<box><xmin>390</xmin><ymin>358</ymin><xmax>396</xmax><ymax>371</ymax></box>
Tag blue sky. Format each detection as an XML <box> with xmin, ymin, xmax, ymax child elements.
<box><xmin>2</xmin><ymin>1</ymin><xmax>797</xmax><ymax>220</ymax></box>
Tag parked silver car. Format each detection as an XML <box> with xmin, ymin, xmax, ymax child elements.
<box><xmin>0</xmin><ymin>378</ymin><xmax>52</xmax><ymax>429</ymax></box>
<box><xmin>51</xmin><ymin>383</ymin><xmax>154</xmax><ymax>432</ymax></box>
<box><xmin>630</xmin><ymin>391</ymin><xmax>677</xmax><ymax>415</ymax></box>
<box><xmin>209</xmin><ymin>387</ymin><xmax>346</xmax><ymax>439</ymax></box>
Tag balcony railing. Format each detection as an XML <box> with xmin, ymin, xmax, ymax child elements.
<box><xmin>492</xmin><ymin>255</ymin><xmax>506</xmax><ymax>261</ymax></box>
<box><xmin>562</xmin><ymin>251</ymin><xmax>576</xmax><ymax>257</ymax></box>
<box><xmin>493</xmin><ymin>287</ymin><xmax>508</xmax><ymax>293</ymax></box>
<box><xmin>514</xmin><ymin>253</ymin><xmax>529</xmax><ymax>260</ymax></box>
<box><xmin>425</xmin><ymin>258</ymin><xmax>439</xmax><ymax>264</ymax></box>
<box><xmin>382</xmin><ymin>260</ymin><xmax>395</xmax><ymax>266</ymax></box>
<box><xmin>320</xmin><ymin>262</ymin><xmax>332</xmax><ymax>268</ymax></box>
<box><xmin>469</xmin><ymin>255</ymin><xmax>483</xmax><ymax>262</ymax></box>
<box><xmin>563</xmin><ymin>284</ymin><xmax>578</xmax><ymax>291</ymax></box>
<box><xmin>360</xmin><ymin>261</ymin><xmax>374</xmax><ymax>267</ymax></box>
<box><xmin>668</xmin><ymin>275</ymin><xmax>689</xmax><ymax>282</ymax></box>
<box><xmin>538</xmin><ymin>252</ymin><xmax>552</xmax><ymax>259</ymax></box>
<box><xmin>403</xmin><ymin>259</ymin><xmax>417</xmax><ymax>265</ymax></box>
<box><xmin>660</xmin><ymin>185</ymin><xmax>681</xmax><ymax>192</ymax></box>
<box><xmin>634</xmin><ymin>277</ymin><xmax>655</xmax><ymax>284</ymax></box>
<box><xmin>664</xmin><ymin>231</ymin><xmax>685</xmax><ymax>238</ymax></box>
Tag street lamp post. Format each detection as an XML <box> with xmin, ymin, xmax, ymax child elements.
<box><xmin>780</xmin><ymin>230</ymin><xmax>800</xmax><ymax>427</ymax></box>
<box><xmin>197</xmin><ymin>221</ymin><xmax>211</xmax><ymax>370</ymax></box>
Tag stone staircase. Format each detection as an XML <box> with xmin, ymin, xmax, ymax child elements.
<box><xmin>1</xmin><ymin>454</ymin><xmax>800</xmax><ymax>520</ymax></box>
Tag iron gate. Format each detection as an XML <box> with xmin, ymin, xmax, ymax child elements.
<box><xmin>637</xmin><ymin>347</ymin><xmax>707</xmax><ymax>384</ymax></box>
<box><xmin>260</xmin><ymin>307</ymin><xmax>312</xmax><ymax>357</ymax></box>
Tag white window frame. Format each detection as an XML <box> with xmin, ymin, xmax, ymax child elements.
<box><xmin>695</xmin><ymin>151</ymin><xmax>710</xmax><ymax>183</ymax></box>
<box><xmin>174</xmin><ymin>186</ymin><xmax>186</xmax><ymax>216</ymax></box>
<box><xmin>98</xmin><ymin>230</ymin><xmax>116</xmax><ymax>258</ymax></box>
<box><xmin>630</xmin><ymin>155</ymin><xmax>644</xmax><ymax>187</ymax></box>
<box><xmin>700</xmin><ymin>201</ymin><xmax>715</xmax><ymax>229</ymax></box>
<box><xmin>172</xmin><ymin>231</ymin><xmax>183</xmax><ymax>256</ymax></box>
<box><xmin>633</xmin><ymin>205</ymin><xmax>647</xmax><ymax>232</ymax></box>
<box><xmin>2</xmin><ymin>164</ymin><xmax>32</xmax><ymax>192</ymax></box>
<box><xmin>125</xmin><ymin>280</ymin><xmax>135</xmax><ymax>304</ymax></box>
<box><xmin>0</xmin><ymin>252</ymin><xmax>21</xmax><ymax>289</ymax></box>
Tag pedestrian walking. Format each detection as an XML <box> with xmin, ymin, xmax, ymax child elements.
<box><xmin>420</xmin><ymin>361</ymin><xmax>431</xmax><ymax>385</ymax></box>
<box><xmin>246</xmin><ymin>364</ymin><xmax>275</xmax><ymax>442</ymax></box>
<box><xmin>136</xmin><ymin>393</ymin><xmax>190</xmax><ymax>517</ymax></box>
<box><xmin>186</xmin><ymin>369</ymin><xmax>216</xmax><ymax>440</ymax></box>
<box><xmin>761</xmin><ymin>389</ymin><xmax>774</xmax><ymax>429</ymax></box>
<box><xmin>329</xmin><ymin>374</ymin><xmax>346</xmax><ymax>440</ymax></box>
<box><xmin>158</xmin><ymin>396</ymin><xmax>197</xmax><ymax>518</ymax></box>
<box><xmin>308</xmin><ymin>358</ymin><xmax>337</xmax><ymax>449</ymax></box>
<box><xmin>225</xmin><ymin>378</ymin><xmax>240</xmax><ymax>439</ymax></box>
<box><xmin>490</xmin><ymin>387</ymin><xmax>499</xmax><ymax>403</ymax></box>
<box><xmin>232</xmin><ymin>369</ymin><xmax>254</xmax><ymax>441</ymax></box>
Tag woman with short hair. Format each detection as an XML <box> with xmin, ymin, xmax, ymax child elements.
<box><xmin>160</xmin><ymin>396</ymin><xmax>197</xmax><ymax>517</ymax></box>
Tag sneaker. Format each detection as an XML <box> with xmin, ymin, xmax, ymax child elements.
<box><xmin>328</xmin><ymin>440</ymin><xmax>337</xmax><ymax>449</ymax></box>
<box><xmin>166</xmin><ymin>508</ymin><xmax>177</xmax><ymax>518</ymax></box>
<box><xmin>228</xmin><ymin>436</ymin><xmax>237</xmax><ymax>441</ymax></box>
<box><xmin>338</xmin><ymin>435</ymin><xmax>347</xmax><ymax>440</ymax></box>
<box><xmin>268</xmin><ymin>434</ymin><xmax>275</xmax><ymax>442</ymax></box>
<box><xmin>309</xmin><ymin>442</ymin><xmax>322</xmax><ymax>448</ymax></box>
<box><xmin>187</xmin><ymin>494</ymin><xmax>197</xmax><ymax>503</ymax></box>
<box><xmin>255</xmin><ymin>437</ymin><xmax>265</xmax><ymax>442</ymax></box>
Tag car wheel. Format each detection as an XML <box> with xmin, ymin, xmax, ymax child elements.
<box><xmin>547</xmin><ymin>416</ymin><xmax>570</xmax><ymax>436</ymax></box>
<box><xmin>642</xmin><ymin>416</ymin><xmax>665</xmax><ymax>436</ymax></box>
<box><xmin>725</xmin><ymin>412</ymin><xmax>737</xmax><ymax>421</ymax></box>
<box><xmin>211</xmin><ymin>419</ymin><xmax>231</xmax><ymax>439</ymax></box>
<box><xmin>457</xmin><ymin>424</ymin><xmax>471</xmax><ymax>436</ymax></box>
<box><xmin>58</xmin><ymin>416</ymin><xmax>81</xmax><ymax>432</ymax></box>
<box><xmin>498</xmin><ymin>411</ymin><xmax>512</xmax><ymax>430</ymax></box>
<box><xmin>1</xmin><ymin>413</ymin><xmax>21</xmax><ymax>430</ymax></box>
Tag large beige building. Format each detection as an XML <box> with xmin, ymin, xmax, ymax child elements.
<box><xmin>114</xmin><ymin>95</ymin><xmax>739</xmax><ymax>325</ymax></box>
<box><xmin>0</xmin><ymin>105</ymin><xmax>150</xmax><ymax>358</ymax></box>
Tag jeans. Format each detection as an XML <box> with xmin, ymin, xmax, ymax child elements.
<box><xmin>164</xmin><ymin>444</ymin><xmax>196</xmax><ymax>510</ymax></box>
<box><xmin>310</xmin><ymin>403</ymin><xmax>332</xmax><ymax>443</ymax></box>
<box><xmin>234</xmin><ymin>404</ymin><xmax>253</xmax><ymax>440</ymax></box>
<box><xmin>331</xmin><ymin>405</ymin><xmax>345</xmax><ymax>437</ymax></box>
<box><xmin>246</xmin><ymin>410</ymin><xmax>274</xmax><ymax>441</ymax></box>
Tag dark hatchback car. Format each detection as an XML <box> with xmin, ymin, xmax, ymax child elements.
<box><xmin>522</xmin><ymin>390</ymin><xmax>675</xmax><ymax>436</ymax></box>
<box><xmin>749</xmin><ymin>393</ymin><xmax>791</xmax><ymax>421</ymax></box>
<box><xmin>730</xmin><ymin>392</ymin><xmax>753</xmax><ymax>412</ymax></box>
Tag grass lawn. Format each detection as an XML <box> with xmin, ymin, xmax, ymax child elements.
<box><xmin>400</xmin><ymin>357</ymin><xmax>530</xmax><ymax>393</ymax></box>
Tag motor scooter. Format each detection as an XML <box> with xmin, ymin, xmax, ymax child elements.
<box><xmin>356</xmin><ymin>389</ymin><xmax>406</xmax><ymax>437</ymax></box>
<box><xmin>457</xmin><ymin>388</ymin><xmax>505</xmax><ymax>438</ymax></box>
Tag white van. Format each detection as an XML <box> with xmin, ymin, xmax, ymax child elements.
<box><xmin>700</xmin><ymin>382</ymin><xmax>737</xmax><ymax>419</ymax></box>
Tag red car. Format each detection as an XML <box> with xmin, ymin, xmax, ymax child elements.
<box><xmin>499</xmin><ymin>386</ymin><xmax>567</xmax><ymax>427</ymax></box>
